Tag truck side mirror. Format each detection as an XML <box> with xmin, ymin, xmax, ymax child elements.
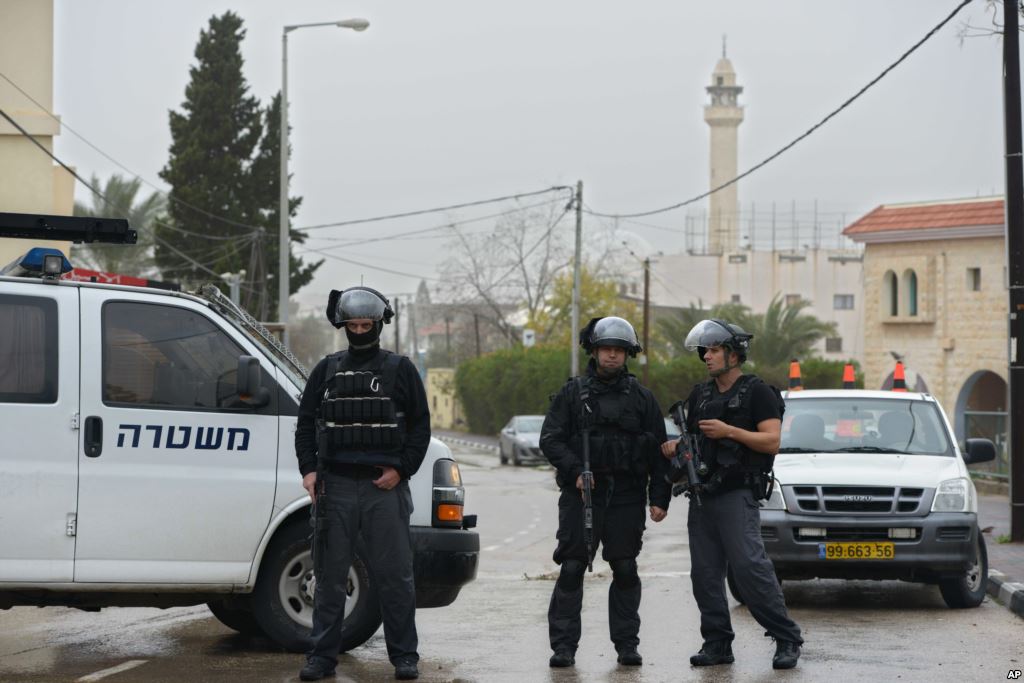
<box><xmin>962</xmin><ymin>438</ymin><xmax>996</xmax><ymax>465</ymax></box>
<box><xmin>237</xmin><ymin>356</ymin><xmax>270</xmax><ymax>408</ymax></box>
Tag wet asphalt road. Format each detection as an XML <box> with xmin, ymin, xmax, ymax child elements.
<box><xmin>1</xmin><ymin>443</ymin><xmax>1023</xmax><ymax>683</ymax></box>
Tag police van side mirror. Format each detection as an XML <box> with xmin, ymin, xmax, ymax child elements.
<box><xmin>237</xmin><ymin>356</ymin><xmax>270</xmax><ymax>408</ymax></box>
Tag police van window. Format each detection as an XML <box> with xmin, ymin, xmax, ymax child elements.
<box><xmin>0</xmin><ymin>294</ymin><xmax>58</xmax><ymax>403</ymax></box>
<box><xmin>102</xmin><ymin>302</ymin><xmax>249</xmax><ymax>411</ymax></box>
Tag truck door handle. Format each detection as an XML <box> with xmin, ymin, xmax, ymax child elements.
<box><xmin>84</xmin><ymin>416</ymin><xmax>103</xmax><ymax>457</ymax></box>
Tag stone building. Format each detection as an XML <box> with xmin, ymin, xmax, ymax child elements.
<box><xmin>843</xmin><ymin>196</ymin><xmax>1008</xmax><ymax>474</ymax></box>
<box><xmin>0</xmin><ymin>0</ymin><xmax>74</xmax><ymax>262</ymax></box>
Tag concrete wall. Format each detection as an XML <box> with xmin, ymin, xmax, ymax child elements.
<box><xmin>0</xmin><ymin>0</ymin><xmax>72</xmax><ymax>266</ymax></box>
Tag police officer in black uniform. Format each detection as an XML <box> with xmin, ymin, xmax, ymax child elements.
<box><xmin>661</xmin><ymin>319</ymin><xmax>802</xmax><ymax>670</ymax></box>
<box><xmin>541</xmin><ymin>316</ymin><xmax>670</xmax><ymax>668</ymax></box>
<box><xmin>295</xmin><ymin>287</ymin><xmax>430</xmax><ymax>681</ymax></box>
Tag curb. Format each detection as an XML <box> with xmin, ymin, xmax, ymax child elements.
<box><xmin>987</xmin><ymin>570</ymin><xmax>1024</xmax><ymax>618</ymax></box>
<box><xmin>436</xmin><ymin>434</ymin><xmax>499</xmax><ymax>453</ymax></box>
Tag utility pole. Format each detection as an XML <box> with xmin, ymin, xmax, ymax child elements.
<box><xmin>1003</xmin><ymin>0</ymin><xmax>1024</xmax><ymax>541</ymax></box>
<box><xmin>445</xmin><ymin>316</ymin><xmax>452</xmax><ymax>360</ymax></box>
<box><xmin>473</xmin><ymin>312</ymin><xmax>481</xmax><ymax>358</ymax></box>
<box><xmin>571</xmin><ymin>180</ymin><xmax>583</xmax><ymax>378</ymax></box>
<box><xmin>642</xmin><ymin>257</ymin><xmax>651</xmax><ymax>385</ymax></box>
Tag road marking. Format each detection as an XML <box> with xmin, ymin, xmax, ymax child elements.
<box><xmin>483</xmin><ymin>544</ymin><xmax>501</xmax><ymax>552</ymax></box>
<box><xmin>77</xmin><ymin>660</ymin><xmax>148</xmax><ymax>682</ymax></box>
<box><xmin>502</xmin><ymin>536</ymin><xmax>516</xmax><ymax>544</ymax></box>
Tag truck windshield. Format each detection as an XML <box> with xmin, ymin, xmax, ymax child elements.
<box><xmin>780</xmin><ymin>397</ymin><xmax>953</xmax><ymax>457</ymax></box>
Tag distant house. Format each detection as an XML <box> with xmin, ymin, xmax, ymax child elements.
<box><xmin>844</xmin><ymin>196</ymin><xmax>1008</xmax><ymax>475</ymax></box>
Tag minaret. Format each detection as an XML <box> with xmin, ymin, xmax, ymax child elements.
<box><xmin>704</xmin><ymin>38</ymin><xmax>744</xmax><ymax>254</ymax></box>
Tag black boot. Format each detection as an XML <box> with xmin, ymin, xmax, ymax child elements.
<box><xmin>394</xmin><ymin>658</ymin><xmax>419</xmax><ymax>680</ymax></box>
<box><xmin>299</xmin><ymin>657</ymin><xmax>336</xmax><ymax>681</ymax></box>
<box><xmin>689</xmin><ymin>640</ymin><xmax>735</xmax><ymax>666</ymax></box>
<box><xmin>773</xmin><ymin>640</ymin><xmax>801</xmax><ymax>669</ymax></box>
<box><xmin>549</xmin><ymin>649</ymin><xmax>575</xmax><ymax>667</ymax></box>
<box><xmin>616</xmin><ymin>647</ymin><xmax>643</xmax><ymax>666</ymax></box>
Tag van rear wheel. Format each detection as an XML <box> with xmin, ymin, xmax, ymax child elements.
<box><xmin>251</xmin><ymin>519</ymin><xmax>382</xmax><ymax>652</ymax></box>
<box><xmin>939</xmin><ymin>533</ymin><xmax>988</xmax><ymax>608</ymax></box>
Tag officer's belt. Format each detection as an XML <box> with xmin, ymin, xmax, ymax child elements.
<box><xmin>322</xmin><ymin>462</ymin><xmax>383</xmax><ymax>478</ymax></box>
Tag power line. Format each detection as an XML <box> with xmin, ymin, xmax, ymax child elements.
<box><xmin>295</xmin><ymin>186</ymin><xmax>574</xmax><ymax>231</ymax></box>
<box><xmin>296</xmin><ymin>245</ymin><xmax>442</xmax><ymax>282</ymax></box>
<box><xmin>303</xmin><ymin>196</ymin><xmax>563</xmax><ymax>251</ymax></box>
<box><xmin>586</xmin><ymin>0</ymin><xmax>974</xmax><ymax>220</ymax></box>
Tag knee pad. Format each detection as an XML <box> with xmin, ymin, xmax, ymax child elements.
<box><xmin>609</xmin><ymin>558</ymin><xmax>639</xmax><ymax>589</ymax></box>
<box><xmin>556</xmin><ymin>560</ymin><xmax>586</xmax><ymax>591</ymax></box>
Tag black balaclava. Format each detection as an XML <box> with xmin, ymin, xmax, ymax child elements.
<box><xmin>345</xmin><ymin>321</ymin><xmax>383</xmax><ymax>350</ymax></box>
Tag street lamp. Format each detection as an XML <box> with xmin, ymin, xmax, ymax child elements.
<box><xmin>280</xmin><ymin>18</ymin><xmax>369</xmax><ymax>344</ymax></box>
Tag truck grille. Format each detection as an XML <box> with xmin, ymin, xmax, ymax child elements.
<box><xmin>789</xmin><ymin>486</ymin><xmax>929</xmax><ymax>516</ymax></box>
<box><xmin>792</xmin><ymin>527</ymin><xmax>921</xmax><ymax>542</ymax></box>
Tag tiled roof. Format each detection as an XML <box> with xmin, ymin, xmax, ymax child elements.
<box><xmin>843</xmin><ymin>198</ymin><xmax>1004</xmax><ymax>236</ymax></box>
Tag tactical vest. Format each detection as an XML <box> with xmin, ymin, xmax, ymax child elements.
<box><xmin>316</xmin><ymin>350</ymin><xmax>405</xmax><ymax>468</ymax></box>
<box><xmin>693</xmin><ymin>374</ymin><xmax>779</xmax><ymax>475</ymax></box>
<box><xmin>573</xmin><ymin>375</ymin><xmax>649</xmax><ymax>476</ymax></box>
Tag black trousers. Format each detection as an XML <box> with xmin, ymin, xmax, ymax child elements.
<box><xmin>308</xmin><ymin>469</ymin><xmax>418</xmax><ymax>666</ymax></box>
<box><xmin>548</xmin><ymin>485</ymin><xmax>646</xmax><ymax>654</ymax></box>
<box><xmin>687</xmin><ymin>487</ymin><xmax>803</xmax><ymax>645</ymax></box>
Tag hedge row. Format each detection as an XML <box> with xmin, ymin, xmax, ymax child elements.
<box><xmin>453</xmin><ymin>346</ymin><xmax>863</xmax><ymax>435</ymax></box>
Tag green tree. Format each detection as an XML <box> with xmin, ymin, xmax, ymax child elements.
<box><xmin>529</xmin><ymin>267</ymin><xmax>640</xmax><ymax>346</ymax></box>
<box><xmin>157</xmin><ymin>12</ymin><xmax>320</xmax><ymax>317</ymax></box>
<box><xmin>73</xmin><ymin>173</ymin><xmax>165</xmax><ymax>276</ymax></box>
<box><xmin>748</xmin><ymin>295</ymin><xmax>837</xmax><ymax>370</ymax></box>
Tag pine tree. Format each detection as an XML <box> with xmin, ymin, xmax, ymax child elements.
<box><xmin>157</xmin><ymin>11</ymin><xmax>321</xmax><ymax>317</ymax></box>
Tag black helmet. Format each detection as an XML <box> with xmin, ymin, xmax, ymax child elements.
<box><xmin>684</xmin><ymin>318</ymin><xmax>752</xmax><ymax>362</ymax></box>
<box><xmin>579</xmin><ymin>316</ymin><xmax>642</xmax><ymax>357</ymax></box>
<box><xmin>325</xmin><ymin>287</ymin><xmax>394</xmax><ymax>330</ymax></box>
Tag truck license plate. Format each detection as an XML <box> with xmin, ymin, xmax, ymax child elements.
<box><xmin>818</xmin><ymin>542</ymin><xmax>895</xmax><ymax>560</ymax></box>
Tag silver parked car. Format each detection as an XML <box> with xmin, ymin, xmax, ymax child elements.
<box><xmin>498</xmin><ymin>415</ymin><xmax>546</xmax><ymax>466</ymax></box>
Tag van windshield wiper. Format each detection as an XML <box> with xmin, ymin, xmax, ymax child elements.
<box><xmin>835</xmin><ymin>446</ymin><xmax>905</xmax><ymax>454</ymax></box>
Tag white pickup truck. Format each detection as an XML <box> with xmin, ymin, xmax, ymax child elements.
<box><xmin>742</xmin><ymin>389</ymin><xmax>994</xmax><ymax>609</ymax></box>
<box><xmin>0</xmin><ymin>213</ymin><xmax>479</xmax><ymax>652</ymax></box>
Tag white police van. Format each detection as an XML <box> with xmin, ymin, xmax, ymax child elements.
<box><xmin>746</xmin><ymin>389</ymin><xmax>994</xmax><ymax>609</ymax></box>
<box><xmin>0</xmin><ymin>213</ymin><xmax>479</xmax><ymax>652</ymax></box>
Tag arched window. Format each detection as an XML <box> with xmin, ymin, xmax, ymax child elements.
<box><xmin>902</xmin><ymin>269</ymin><xmax>918</xmax><ymax>317</ymax></box>
<box><xmin>883</xmin><ymin>270</ymin><xmax>898</xmax><ymax>317</ymax></box>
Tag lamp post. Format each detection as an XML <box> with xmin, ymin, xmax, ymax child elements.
<box><xmin>280</xmin><ymin>18</ymin><xmax>369</xmax><ymax>344</ymax></box>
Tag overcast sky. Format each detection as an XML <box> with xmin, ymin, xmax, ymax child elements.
<box><xmin>51</xmin><ymin>0</ymin><xmax>1009</xmax><ymax>310</ymax></box>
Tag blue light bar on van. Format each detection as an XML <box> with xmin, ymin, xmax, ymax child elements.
<box><xmin>0</xmin><ymin>248</ymin><xmax>73</xmax><ymax>278</ymax></box>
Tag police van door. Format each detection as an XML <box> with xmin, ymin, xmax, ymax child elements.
<box><xmin>75</xmin><ymin>290</ymin><xmax>278</xmax><ymax>583</ymax></box>
<box><xmin>0</xmin><ymin>283</ymin><xmax>79</xmax><ymax>582</ymax></box>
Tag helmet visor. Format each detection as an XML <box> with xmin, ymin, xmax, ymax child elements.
<box><xmin>591</xmin><ymin>316</ymin><xmax>638</xmax><ymax>349</ymax></box>
<box><xmin>336</xmin><ymin>288</ymin><xmax>386</xmax><ymax>322</ymax></box>
<box><xmin>683</xmin><ymin>319</ymin><xmax>735</xmax><ymax>352</ymax></box>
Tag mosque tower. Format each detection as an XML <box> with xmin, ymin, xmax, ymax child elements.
<box><xmin>703</xmin><ymin>38</ymin><xmax>744</xmax><ymax>254</ymax></box>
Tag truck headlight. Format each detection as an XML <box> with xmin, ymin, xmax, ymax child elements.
<box><xmin>759</xmin><ymin>482</ymin><xmax>786</xmax><ymax>511</ymax></box>
<box><xmin>931</xmin><ymin>478</ymin><xmax>971</xmax><ymax>513</ymax></box>
<box><xmin>432</xmin><ymin>459</ymin><xmax>465</xmax><ymax>528</ymax></box>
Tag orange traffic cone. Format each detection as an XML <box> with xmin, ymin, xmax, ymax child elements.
<box><xmin>842</xmin><ymin>363</ymin><xmax>856</xmax><ymax>389</ymax></box>
<box><xmin>892</xmin><ymin>361</ymin><xmax>907</xmax><ymax>392</ymax></box>
<box><xmin>788</xmin><ymin>359</ymin><xmax>803</xmax><ymax>391</ymax></box>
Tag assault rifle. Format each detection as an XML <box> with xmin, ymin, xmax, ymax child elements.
<box><xmin>580</xmin><ymin>422</ymin><xmax>595</xmax><ymax>572</ymax></box>
<box><xmin>666</xmin><ymin>400</ymin><xmax>706</xmax><ymax>506</ymax></box>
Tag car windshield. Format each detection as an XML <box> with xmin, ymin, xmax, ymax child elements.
<box><xmin>516</xmin><ymin>416</ymin><xmax>544</xmax><ymax>433</ymax></box>
<box><xmin>780</xmin><ymin>397</ymin><xmax>953</xmax><ymax>457</ymax></box>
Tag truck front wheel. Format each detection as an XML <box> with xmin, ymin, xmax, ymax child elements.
<box><xmin>251</xmin><ymin>519</ymin><xmax>383</xmax><ymax>652</ymax></box>
<box><xmin>939</xmin><ymin>533</ymin><xmax>988</xmax><ymax>608</ymax></box>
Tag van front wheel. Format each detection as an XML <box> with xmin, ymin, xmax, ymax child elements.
<box><xmin>251</xmin><ymin>519</ymin><xmax>382</xmax><ymax>652</ymax></box>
